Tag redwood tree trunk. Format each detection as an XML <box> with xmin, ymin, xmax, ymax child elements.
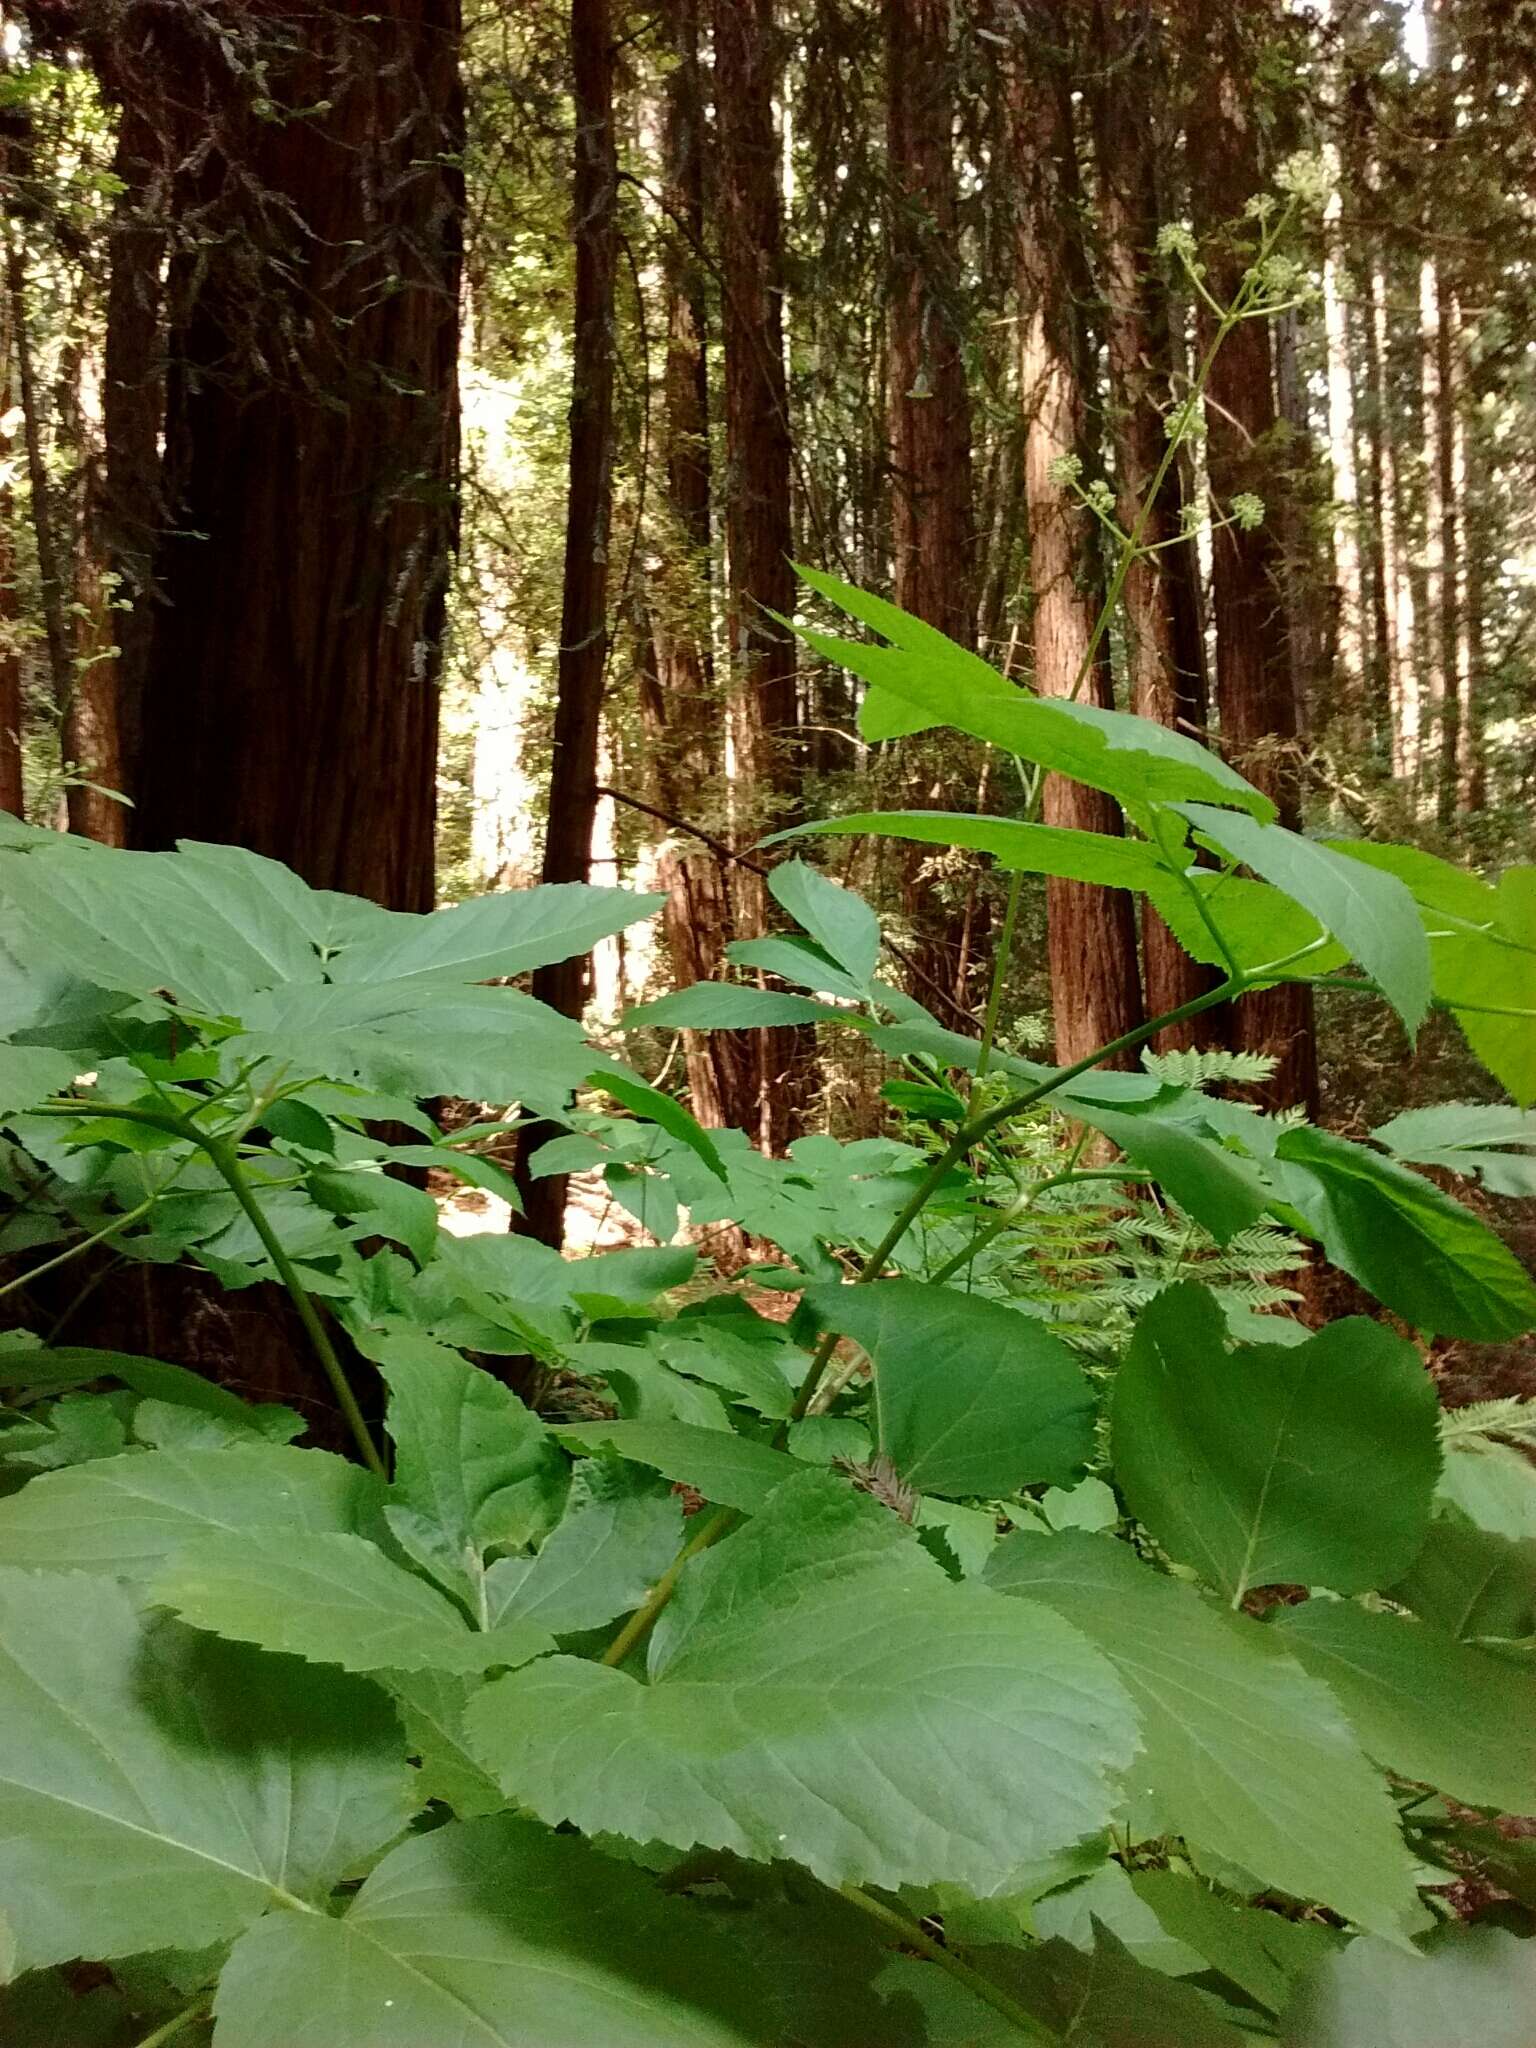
<box><xmin>0</xmin><ymin>310</ymin><xmax>22</xmax><ymax>818</ymax></box>
<box><xmin>132</xmin><ymin>0</ymin><xmax>463</xmax><ymax>912</ymax></box>
<box><xmin>1006</xmin><ymin>18</ymin><xmax>1144</xmax><ymax>1069</ymax></box>
<box><xmin>1187</xmin><ymin>1</ymin><xmax>1319</xmax><ymax>1113</ymax></box>
<box><xmin>518</xmin><ymin>0</ymin><xmax>618</xmax><ymax>1248</ymax></box>
<box><xmin>712</xmin><ymin>0</ymin><xmax>808</xmax><ymax>1150</ymax></box>
<box><xmin>1089</xmin><ymin>0</ymin><xmax>1220</xmax><ymax>1046</ymax></box>
<box><xmin>643</xmin><ymin>0</ymin><xmax>756</xmax><ymax>1138</ymax></box>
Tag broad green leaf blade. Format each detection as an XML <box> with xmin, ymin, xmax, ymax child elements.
<box><xmin>1370</xmin><ymin>1103</ymin><xmax>1536</xmax><ymax>1197</ymax></box>
<box><xmin>154</xmin><ymin>1530</ymin><xmax>554</xmax><ymax>1675</ymax></box>
<box><xmin>0</xmin><ymin>1445</ymin><xmax>383</xmax><ymax>1577</ymax></box>
<box><xmin>467</xmin><ymin>1472</ymin><xmax>1139</xmax><ymax>1893</ymax></box>
<box><xmin>1146</xmin><ymin>870</ymin><xmax>1348</xmax><ymax>981</ymax></box>
<box><xmin>590</xmin><ymin>1069</ymin><xmax>729</xmax><ymax>1182</ymax></box>
<box><xmin>1272</xmin><ymin>1601</ymin><xmax>1536</xmax><ymax>1814</ymax></box>
<box><xmin>770</xmin><ymin>811</ymin><xmax>1176</xmax><ymax>892</ymax></box>
<box><xmin>790</xmin><ymin>566</ymin><xmax>1274</xmax><ymax>819</ymax></box>
<box><xmin>553</xmin><ymin>1419</ymin><xmax>807</xmax><ymax>1512</ymax></box>
<box><xmin>0</xmin><ymin>1044</ymin><xmax>80</xmax><ymax>1114</ymax></box>
<box><xmin>485</xmin><ymin>1464</ymin><xmax>684</xmax><ymax>1634</ymax></box>
<box><xmin>212</xmin><ymin>1815</ymin><xmax>772</xmax><ymax>2048</ymax></box>
<box><xmin>1279</xmin><ymin>1926</ymin><xmax>1536</xmax><ymax>2048</ymax></box>
<box><xmin>1066</xmin><ymin>1102</ymin><xmax>1273</xmax><ymax>1244</ymax></box>
<box><xmin>0</xmin><ymin>1345</ymin><xmax>277</xmax><ymax>1428</ymax></box>
<box><xmin>310</xmin><ymin>1165</ymin><xmax>441</xmax><ymax>1264</ymax></box>
<box><xmin>377</xmin><ymin>1337</ymin><xmax>557</xmax><ymax>1558</ymax></box>
<box><xmin>1176</xmin><ymin>806</ymin><xmax>1431</xmax><ymax>1035</ymax></box>
<box><xmin>766</xmin><ymin>859</ymin><xmax>882</xmax><ymax>986</ymax></box>
<box><xmin>0</xmin><ymin>1570</ymin><xmax>411</xmax><ymax>1971</ymax></box>
<box><xmin>985</xmin><ymin>1530</ymin><xmax>1421</xmax><ymax>1937</ymax></box>
<box><xmin>1389</xmin><ymin>1519</ymin><xmax>1536</xmax><ymax>1643</ymax></box>
<box><xmin>624</xmin><ymin>984</ymin><xmax>839</xmax><ymax>1030</ymax></box>
<box><xmin>1438</xmin><ymin>1441</ymin><xmax>1536</xmax><ymax>1540</ymax></box>
<box><xmin>805</xmin><ymin>1280</ymin><xmax>1096</xmax><ymax>1496</ymax></box>
<box><xmin>1111</xmin><ymin>1283</ymin><xmax>1440</xmax><ymax>1599</ymax></box>
<box><xmin>1276</xmin><ymin>1126</ymin><xmax>1536</xmax><ymax>1341</ymax></box>
<box><xmin>725</xmin><ymin>933</ymin><xmax>869</xmax><ymax>1001</ymax></box>
<box><xmin>1128</xmin><ymin>1872</ymin><xmax>1341</xmax><ymax>2016</ymax></box>
<box><xmin>331</xmin><ymin>883</ymin><xmax>666</xmax><ymax>988</ymax></box>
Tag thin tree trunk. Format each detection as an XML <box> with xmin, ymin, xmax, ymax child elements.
<box><xmin>1089</xmin><ymin>0</ymin><xmax>1220</xmax><ymax>1047</ymax></box>
<box><xmin>132</xmin><ymin>0</ymin><xmax>462</xmax><ymax>910</ymax></box>
<box><xmin>642</xmin><ymin>0</ymin><xmax>756</xmax><ymax>1140</ymax></box>
<box><xmin>885</xmin><ymin>0</ymin><xmax>981</xmax><ymax>1012</ymax></box>
<box><xmin>1429</xmin><ymin>275</ymin><xmax>1463</xmax><ymax>828</ymax></box>
<box><xmin>518</xmin><ymin>0</ymin><xmax>618</xmax><ymax>1249</ymax></box>
<box><xmin>1187</xmin><ymin>1</ymin><xmax>1318</xmax><ymax>1112</ymax></box>
<box><xmin>712</xmin><ymin>0</ymin><xmax>808</xmax><ymax>1150</ymax></box>
<box><xmin>0</xmin><ymin>300</ymin><xmax>23</xmax><ymax>818</ymax></box>
<box><xmin>1368</xmin><ymin>265</ymin><xmax>1418</xmax><ymax>780</ymax></box>
<box><xmin>1322</xmin><ymin>178</ymin><xmax>1366</xmax><ymax>752</ymax></box>
<box><xmin>4</xmin><ymin>226</ymin><xmax>71</xmax><ymax>726</ymax></box>
<box><xmin>1006</xmin><ymin>20</ymin><xmax>1144</xmax><ymax>1069</ymax></box>
<box><xmin>55</xmin><ymin>343</ymin><xmax>126</xmax><ymax>845</ymax></box>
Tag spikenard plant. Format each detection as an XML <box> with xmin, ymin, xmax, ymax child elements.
<box><xmin>1</xmin><ymin>596</ymin><xmax>1535</xmax><ymax>2044</ymax></box>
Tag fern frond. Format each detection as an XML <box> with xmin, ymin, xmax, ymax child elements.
<box><xmin>1440</xmin><ymin>1399</ymin><xmax>1536</xmax><ymax>1450</ymax></box>
<box><xmin>1141</xmin><ymin>1046</ymin><xmax>1279</xmax><ymax>1090</ymax></box>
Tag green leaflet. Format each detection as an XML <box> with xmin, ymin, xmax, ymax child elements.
<box><xmin>0</xmin><ymin>1443</ymin><xmax>384</xmax><ymax>1577</ymax></box>
<box><xmin>1438</xmin><ymin>1441</ymin><xmax>1536</xmax><ymax>1541</ymax></box>
<box><xmin>0</xmin><ymin>1570</ymin><xmax>411</xmax><ymax>1972</ymax></box>
<box><xmin>804</xmin><ymin>1278</ymin><xmax>1096</xmax><ymax>1496</ymax></box>
<box><xmin>626</xmin><ymin>984</ymin><xmax>839</xmax><ymax>1030</ymax></box>
<box><xmin>328</xmin><ymin>881</ymin><xmax>666</xmax><ymax>988</ymax></box>
<box><xmin>1279</xmin><ymin>1926</ymin><xmax>1536</xmax><ymax>2048</ymax></box>
<box><xmin>1064</xmin><ymin>1101</ymin><xmax>1273</xmax><ymax>1244</ymax></box>
<box><xmin>485</xmin><ymin>1465</ymin><xmax>684</xmax><ymax>1634</ymax></box>
<box><xmin>0</xmin><ymin>1044</ymin><xmax>81</xmax><ymax>1115</ymax></box>
<box><xmin>589</xmin><ymin>1069</ymin><xmax>729</xmax><ymax>1182</ymax></box>
<box><xmin>466</xmin><ymin>1471</ymin><xmax>1139</xmax><ymax>1893</ymax></box>
<box><xmin>1128</xmin><ymin>1872</ymin><xmax>1341</xmax><ymax>2016</ymax></box>
<box><xmin>787</xmin><ymin>565</ymin><xmax>1274</xmax><ymax>820</ymax></box>
<box><xmin>553</xmin><ymin>1418</ymin><xmax>808</xmax><ymax>1511</ymax></box>
<box><xmin>768</xmin><ymin>811</ymin><xmax>1175</xmax><ymax>893</ymax></box>
<box><xmin>310</xmin><ymin>1164</ymin><xmax>442</xmax><ymax>1264</ymax></box>
<box><xmin>1276</xmin><ymin>1125</ymin><xmax>1536</xmax><ymax>1340</ymax></box>
<box><xmin>1274</xmin><ymin>1599</ymin><xmax>1536</xmax><ymax>1815</ymax></box>
<box><xmin>1111</xmin><ymin>1283</ymin><xmax>1440</xmax><ymax>1600</ymax></box>
<box><xmin>725</xmin><ymin>933</ymin><xmax>870</xmax><ymax>1002</ymax></box>
<box><xmin>1176</xmin><ymin>805</ymin><xmax>1431</xmax><ymax>1034</ymax></box>
<box><xmin>767</xmin><ymin>858</ymin><xmax>883</xmax><ymax>986</ymax></box>
<box><xmin>1370</xmin><ymin>1102</ymin><xmax>1536</xmax><ymax>1197</ymax></box>
<box><xmin>153</xmin><ymin>1529</ymin><xmax>555</xmax><ymax>1675</ymax></box>
<box><xmin>1147</xmin><ymin>869</ymin><xmax>1349</xmax><ymax>981</ymax></box>
<box><xmin>1389</xmin><ymin>1517</ymin><xmax>1536</xmax><ymax>1643</ymax></box>
<box><xmin>984</xmin><ymin>1531</ymin><xmax>1421</xmax><ymax>1937</ymax></box>
<box><xmin>212</xmin><ymin>1816</ymin><xmax>773</xmax><ymax>2048</ymax></box>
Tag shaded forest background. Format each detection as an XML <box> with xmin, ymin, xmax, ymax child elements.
<box><xmin>1</xmin><ymin>0</ymin><xmax>1533</xmax><ymax>1244</ymax></box>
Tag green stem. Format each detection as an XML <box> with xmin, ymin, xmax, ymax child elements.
<box><xmin>601</xmin><ymin>1504</ymin><xmax>735</xmax><ymax>1667</ymax></box>
<box><xmin>926</xmin><ymin>1166</ymin><xmax>1153</xmax><ymax>1290</ymax></box>
<box><xmin>32</xmin><ymin>1099</ymin><xmax>385</xmax><ymax>1477</ymax></box>
<box><xmin>0</xmin><ymin>1185</ymin><xmax>164</xmax><ymax>1305</ymax></box>
<box><xmin>976</xmin><ymin>869</ymin><xmax>1025</xmax><ymax>1080</ymax></box>
<box><xmin>133</xmin><ymin>1998</ymin><xmax>212</xmax><ymax>2048</ymax></box>
<box><xmin>839</xmin><ymin>1885</ymin><xmax>1058</xmax><ymax>2044</ymax></box>
<box><xmin>206</xmin><ymin>1138</ymin><xmax>386</xmax><ymax>1478</ymax></box>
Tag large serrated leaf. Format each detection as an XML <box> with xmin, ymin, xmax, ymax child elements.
<box><xmin>766</xmin><ymin>859</ymin><xmax>882</xmax><ymax>987</ymax></box>
<box><xmin>465</xmin><ymin>1472</ymin><xmax>1138</xmax><ymax>1893</ymax></box>
<box><xmin>211</xmin><ymin>1815</ymin><xmax>772</xmax><ymax>2047</ymax></box>
<box><xmin>0</xmin><ymin>1444</ymin><xmax>383</xmax><ymax>1577</ymax></box>
<box><xmin>329</xmin><ymin>883</ymin><xmax>665</xmax><ymax>988</ymax></box>
<box><xmin>1272</xmin><ymin>1600</ymin><xmax>1536</xmax><ymax>1815</ymax></box>
<box><xmin>1112</xmin><ymin>1284</ymin><xmax>1440</xmax><ymax>1600</ymax></box>
<box><xmin>805</xmin><ymin>1279</ymin><xmax>1096</xmax><ymax>1496</ymax></box>
<box><xmin>485</xmin><ymin>1466</ymin><xmax>684</xmax><ymax>1634</ymax></box>
<box><xmin>552</xmin><ymin>1419</ymin><xmax>808</xmax><ymax>1512</ymax></box>
<box><xmin>0</xmin><ymin>1570</ymin><xmax>411</xmax><ymax>1972</ymax></box>
<box><xmin>770</xmin><ymin>810</ymin><xmax>1175</xmax><ymax>893</ymax></box>
<box><xmin>153</xmin><ymin>1530</ymin><xmax>554</xmax><ymax>1675</ymax></box>
<box><xmin>985</xmin><ymin>1531</ymin><xmax>1421</xmax><ymax>1937</ymax></box>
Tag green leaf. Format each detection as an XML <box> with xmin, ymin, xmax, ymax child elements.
<box><xmin>0</xmin><ymin>1345</ymin><xmax>278</xmax><ymax>1431</ymax></box>
<box><xmin>386</xmin><ymin>1670</ymin><xmax>505</xmax><ymax>1817</ymax></box>
<box><xmin>1279</xmin><ymin>1926</ymin><xmax>1536</xmax><ymax>2048</ymax></box>
<box><xmin>377</xmin><ymin>1337</ymin><xmax>561</xmax><ymax>1561</ymax></box>
<box><xmin>331</xmin><ymin>883</ymin><xmax>666</xmax><ymax>988</ymax></box>
<box><xmin>1438</xmin><ymin>1442</ymin><xmax>1536</xmax><ymax>1541</ymax></box>
<box><xmin>790</xmin><ymin>566</ymin><xmax>1273</xmax><ymax>820</ymax></box>
<box><xmin>154</xmin><ymin>1529</ymin><xmax>555</xmax><ymax>1675</ymax></box>
<box><xmin>771</xmin><ymin>811</ymin><xmax>1176</xmax><ymax>892</ymax></box>
<box><xmin>310</xmin><ymin>1165</ymin><xmax>441</xmax><ymax>1263</ymax></box>
<box><xmin>0</xmin><ymin>1444</ymin><xmax>383</xmax><ymax>1577</ymax></box>
<box><xmin>0</xmin><ymin>1044</ymin><xmax>80</xmax><ymax>1114</ymax></box>
<box><xmin>1370</xmin><ymin>1103</ymin><xmax>1536</xmax><ymax>1197</ymax></box>
<box><xmin>805</xmin><ymin>1280</ymin><xmax>1096</xmax><ymax>1497</ymax></box>
<box><xmin>985</xmin><ymin>1531</ymin><xmax>1421</xmax><ymax>1936</ymax></box>
<box><xmin>1147</xmin><ymin>870</ymin><xmax>1348</xmax><ymax>981</ymax></box>
<box><xmin>0</xmin><ymin>1570</ymin><xmax>410</xmax><ymax>1971</ymax></box>
<box><xmin>590</xmin><ymin>1069</ymin><xmax>728</xmax><ymax>1182</ymax></box>
<box><xmin>1273</xmin><ymin>1600</ymin><xmax>1536</xmax><ymax>1815</ymax></box>
<box><xmin>1276</xmin><ymin>1126</ymin><xmax>1536</xmax><ymax>1340</ymax></box>
<box><xmin>468</xmin><ymin>1471</ymin><xmax>1139</xmax><ymax>1893</ymax></box>
<box><xmin>766</xmin><ymin>859</ymin><xmax>882</xmax><ymax>986</ymax></box>
<box><xmin>625</xmin><ymin>984</ymin><xmax>837</xmax><ymax>1030</ymax></box>
<box><xmin>1175</xmin><ymin>806</ymin><xmax>1431</xmax><ymax>1035</ymax></box>
<box><xmin>212</xmin><ymin>1815</ymin><xmax>772</xmax><ymax>2048</ymax></box>
<box><xmin>552</xmin><ymin>1419</ymin><xmax>807</xmax><ymax>1512</ymax></box>
<box><xmin>1111</xmin><ymin>1283</ymin><xmax>1440</xmax><ymax>1600</ymax></box>
<box><xmin>726</xmin><ymin>933</ymin><xmax>869</xmax><ymax>1001</ymax></box>
<box><xmin>976</xmin><ymin>1921</ymin><xmax>1252</xmax><ymax>2046</ymax></box>
<box><xmin>485</xmin><ymin>1465</ymin><xmax>684</xmax><ymax>1634</ymax></box>
<box><xmin>1031</xmin><ymin>1861</ymin><xmax>1205</xmax><ymax>1978</ymax></box>
<box><xmin>1389</xmin><ymin>1518</ymin><xmax>1536</xmax><ymax>1643</ymax></box>
<box><xmin>1067</xmin><ymin>1101</ymin><xmax>1273</xmax><ymax>1244</ymax></box>
<box><xmin>1128</xmin><ymin>1872</ymin><xmax>1341</xmax><ymax>2016</ymax></box>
